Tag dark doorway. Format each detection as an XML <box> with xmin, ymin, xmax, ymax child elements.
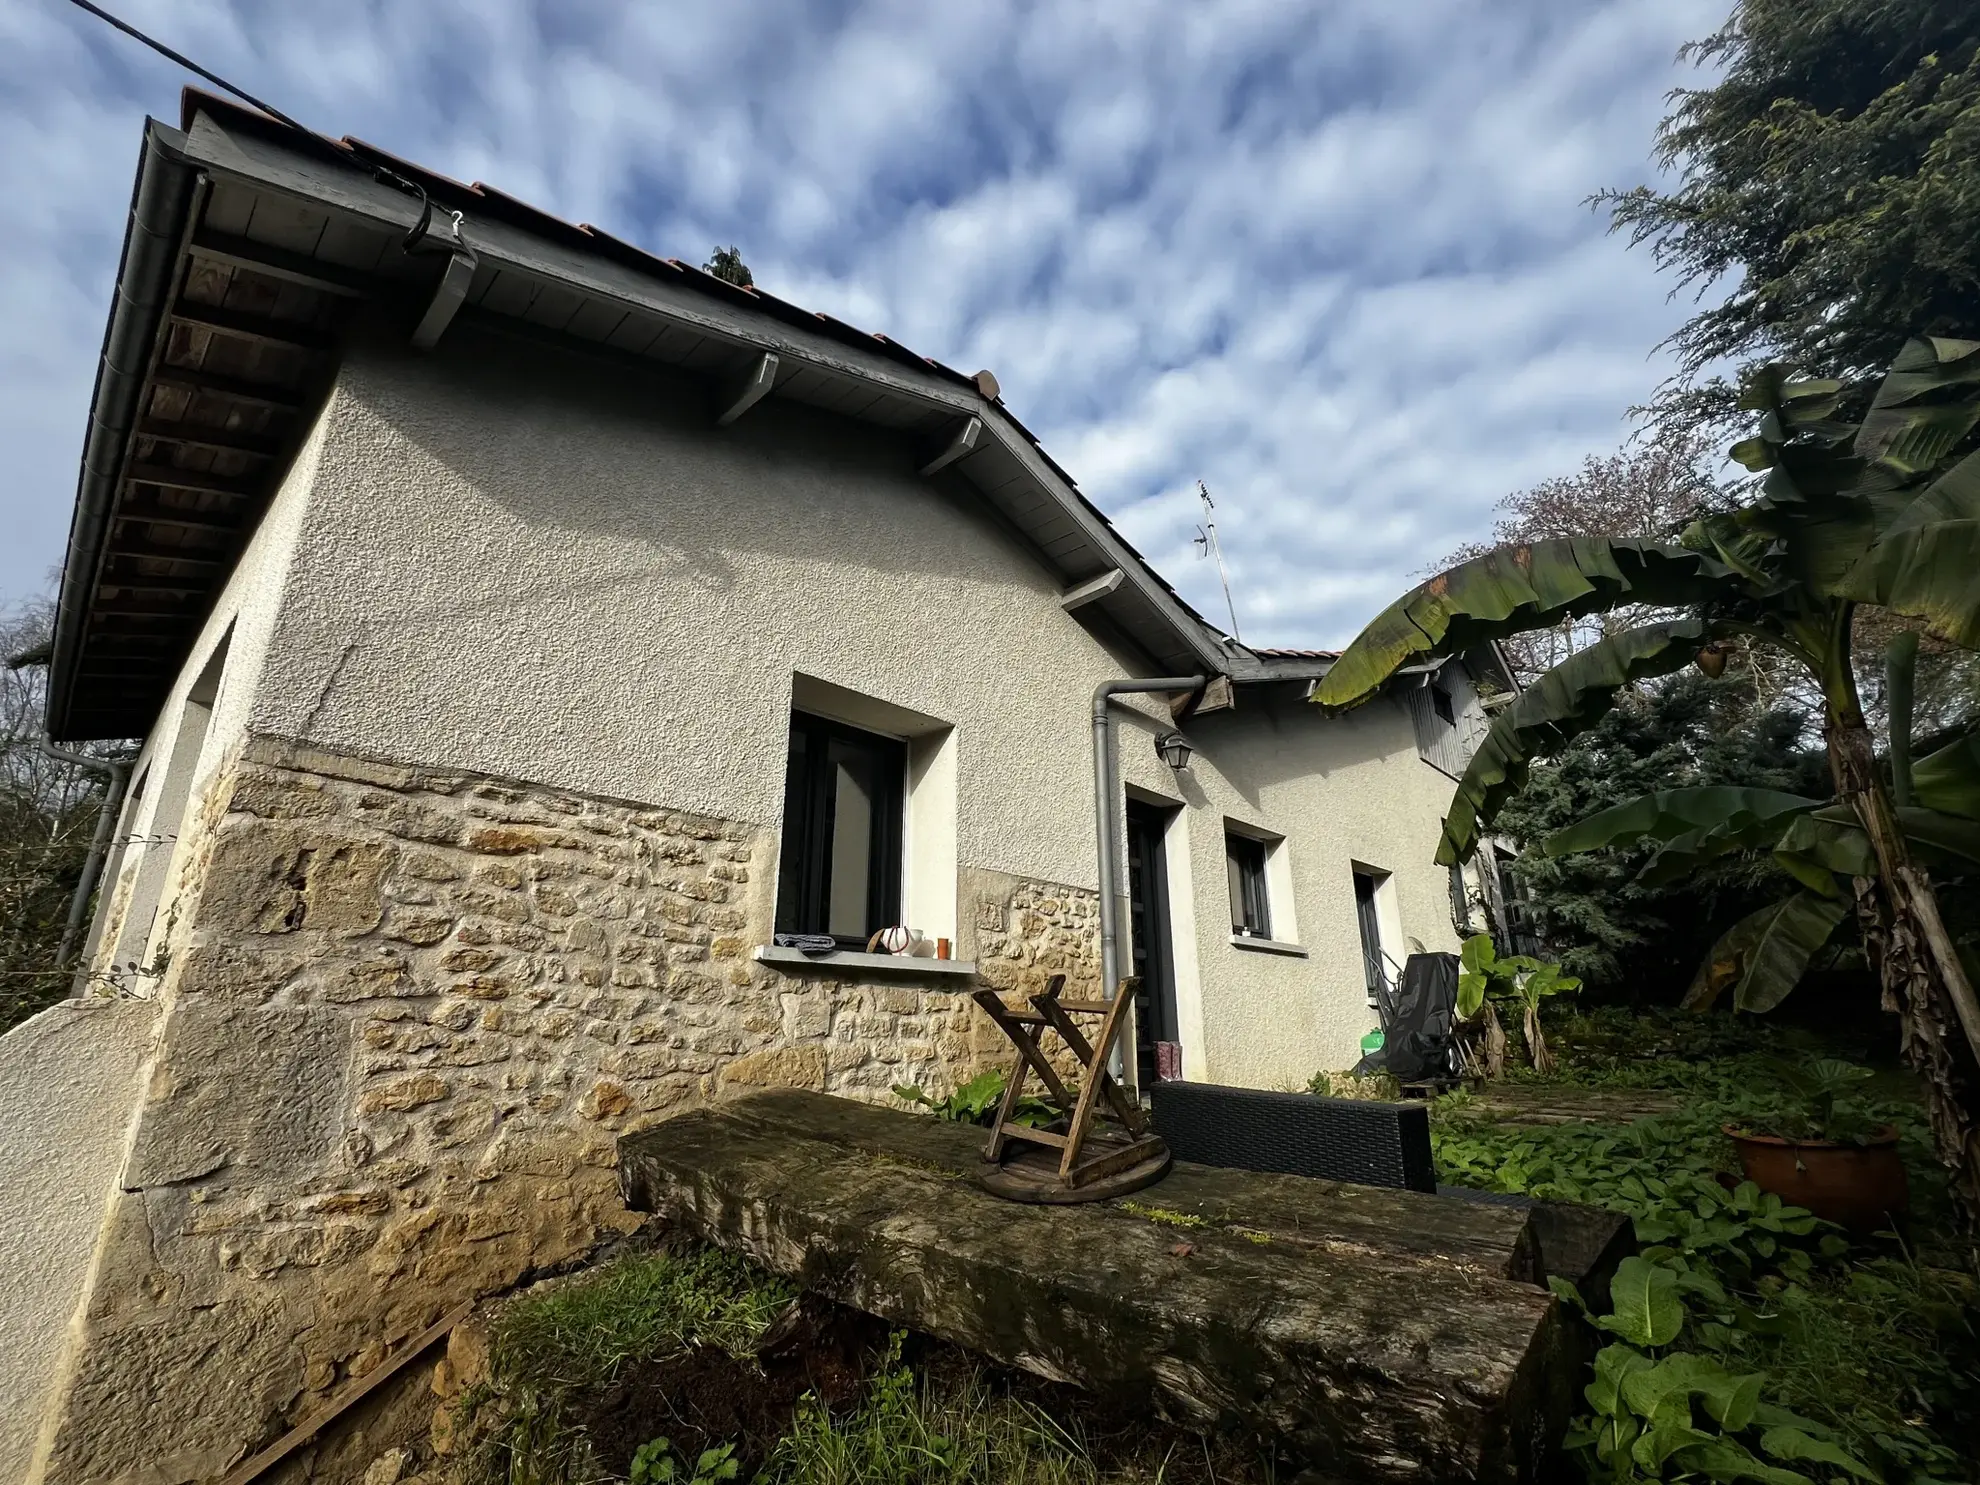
<box><xmin>1125</xmin><ymin>798</ymin><xmax>1180</xmax><ymax>1089</ymax></box>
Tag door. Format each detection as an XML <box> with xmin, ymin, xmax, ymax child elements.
<box><xmin>1124</xmin><ymin>799</ymin><xmax>1180</xmax><ymax>1088</ymax></box>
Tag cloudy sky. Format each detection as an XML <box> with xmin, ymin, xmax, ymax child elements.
<box><xmin>0</xmin><ymin>0</ymin><xmax>1727</xmax><ymax>649</ymax></box>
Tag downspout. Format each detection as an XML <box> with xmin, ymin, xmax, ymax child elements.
<box><xmin>43</xmin><ymin>743</ymin><xmax>131</xmax><ymax>979</ymax></box>
<box><xmin>1092</xmin><ymin>677</ymin><xmax>1205</xmax><ymax>1004</ymax></box>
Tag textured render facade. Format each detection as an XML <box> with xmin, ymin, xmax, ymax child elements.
<box><xmin>12</xmin><ymin>98</ymin><xmax>1502</xmax><ymax>1485</ymax></box>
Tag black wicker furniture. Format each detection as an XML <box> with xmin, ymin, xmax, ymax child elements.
<box><xmin>1149</xmin><ymin>1079</ymin><xmax>1436</xmax><ymax>1192</ymax></box>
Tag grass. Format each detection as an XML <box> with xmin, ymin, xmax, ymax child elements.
<box><xmin>464</xmin><ymin>1245</ymin><xmax>797</xmax><ymax>1485</ymax></box>
<box><xmin>462</xmin><ymin>1246</ymin><xmax>1273</xmax><ymax>1485</ymax></box>
<box><xmin>758</xmin><ymin>1339</ymin><xmax>1120</xmax><ymax>1485</ymax></box>
<box><xmin>490</xmin><ymin>1246</ymin><xmax>798</xmax><ymax>1394</ymax></box>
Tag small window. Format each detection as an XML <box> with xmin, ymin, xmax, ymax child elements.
<box><xmin>1354</xmin><ymin>868</ymin><xmax>1389</xmax><ymax>1004</ymax></box>
<box><xmin>775</xmin><ymin>712</ymin><xmax>905</xmax><ymax>947</ymax></box>
<box><xmin>1430</xmin><ymin>684</ymin><xmax>1455</xmax><ymax>725</ymax></box>
<box><xmin>1226</xmin><ymin>832</ymin><xmax>1271</xmax><ymax>938</ymax></box>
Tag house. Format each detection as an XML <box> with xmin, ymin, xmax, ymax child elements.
<box><xmin>6</xmin><ymin>93</ymin><xmax>1509</xmax><ymax>1485</ymax></box>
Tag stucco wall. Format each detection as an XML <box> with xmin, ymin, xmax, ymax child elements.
<box><xmin>1111</xmin><ymin>688</ymin><xmax>1465</xmax><ymax>1088</ymax></box>
<box><xmin>0</xmin><ymin>999</ymin><xmax>156</xmax><ymax>1483</ymax></box>
<box><xmin>44</xmin><ymin>317</ymin><xmax>1489</xmax><ymax>1481</ymax></box>
<box><xmin>224</xmin><ymin>328</ymin><xmax>1467</xmax><ymax>1084</ymax></box>
<box><xmin>83</xmin><ymin>411</ymin><xmax>327</xmax><ymax>985</ymax></box>
<box><xmin>243</xmin><ymin>326</ymin><xmax>1151</xmax><ymax>894</ymax></box>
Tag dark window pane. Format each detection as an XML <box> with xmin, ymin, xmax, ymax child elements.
<box><xmin>1354</xmin><ymin>870</ymin><xmax>1387</xmax><ymax>998</ymax></box>
<box><xmin>1431</xmin><ymin>685</ymin><xmax>1454</xmax><ymax>725</ymax></box>
<box><xmin>774</xmin><ymin>711</ymin><xmax>904</xmax><ymax>946</ymax></box>
<box><xmin>827</xmin><ymin>740</ymin><xmax>877</xmax><ymax>939</ymax></box>
<box><xmin>1226</xmin><ymin>833</ymin><xmax>1270</xmax><ymax>938</ymax></box>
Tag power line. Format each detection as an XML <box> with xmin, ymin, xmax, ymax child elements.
<box><xmin>61</xmin><ymin>0</ymin><xmax>443</xmax><ymax>244</ymax></box>
<box><xmin>63</xmin><ymin>0</ymin><xmax>311</xmax><ymax>133</ymax></box>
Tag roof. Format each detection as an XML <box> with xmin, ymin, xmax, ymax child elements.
<box><xmin>49</xmin><ymin>92</ymin><xmax>1338</xmax><ymax>741</ymax></box>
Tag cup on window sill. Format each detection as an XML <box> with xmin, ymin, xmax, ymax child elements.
<box><xmin>936</xmin><ymin>938</ymin><xmax>952</xmax><ymax>960</ymax></box>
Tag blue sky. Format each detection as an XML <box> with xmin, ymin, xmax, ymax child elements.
<box><xmin>0</xmin><ymin>0</ymin><xmax>1727</xmax><ymax>648</ymax></box>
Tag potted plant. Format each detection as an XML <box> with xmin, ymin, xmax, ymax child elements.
<box><xmin>1724</xmin><ymin>1058</ymin><xmax>1908</xmax><ymax>1233</ymax></box>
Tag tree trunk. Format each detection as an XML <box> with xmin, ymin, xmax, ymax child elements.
<box><xmin>1827</xmin><ymin>710</ymin><xmax>1980</xmax><ymax>1235</ymax></box>
<box><xmin>1524</xmin><ymin>1003</ymin><xmax>1555</xmax><ymax>1076</ymax></box>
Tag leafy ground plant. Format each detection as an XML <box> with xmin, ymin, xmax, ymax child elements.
<box><xmin>1431</xmin><ymin>1015</ymin><xmax>1977</xmax><ymax>1483</ymax></box>
<box><xmin>1558</xmin><ymin>1255</ymin><xmax>1880</xmax><ymax>1484</ymax></box>
<box><xmin>893</xmin><ymin>1069</ymin><xmax>1056</xmax><ymax>1128</ymax></box>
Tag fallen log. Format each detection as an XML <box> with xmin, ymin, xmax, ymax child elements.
<box><xmin>620</xmin><ymin>1089</ymin><xmax>1590</xmax><ymax>1484</ymax></box>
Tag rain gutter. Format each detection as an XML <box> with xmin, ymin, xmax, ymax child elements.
<box><xmin>47</xmin><ymin>120</ymin><xmax>199</xmax><ymax>740</ymax></box>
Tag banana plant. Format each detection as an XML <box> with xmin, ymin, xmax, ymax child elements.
<box><xmin>1456</xmin><ymin>933</ymin><xmax>1581</xmax><ymax>1074</ymax></box>
<box><xmin>1314</xmin><ymin>337</ymin><xmax>1980</xmax><ymax>1221</ymax></box>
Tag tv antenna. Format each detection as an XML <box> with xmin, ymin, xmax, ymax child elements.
<box><xmin>1192</xmin><ymin>480</ymin><xmax>1242</xmax><ymax>643</ymax></box>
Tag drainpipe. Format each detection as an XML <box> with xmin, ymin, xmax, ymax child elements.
<box><xmin>43</xmin><ymin>742</ymin><xmax>131</xmax><ymax>979</ymax></box>
<box><xmin>1092</xmin><ymin>677</ymin><xmax>1205</xmax><ymax>1004</ymax></box>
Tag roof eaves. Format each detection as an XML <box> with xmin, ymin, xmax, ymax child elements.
<box><xmin>167</xmin><ymin>90</ymin><xmax>1237</xmax><ymax>676</ymax></box>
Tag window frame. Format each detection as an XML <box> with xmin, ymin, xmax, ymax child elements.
<box><xmin>1353</xmin><ymin>866</ymin><xmax>1394</xmax><ymax>1006</ymax></box>
<box><xmin>1225</xmin><ymin>830</ymin><xmax>1272</xmax><ymax>939</ymax></box>
<box><xmin>774</xmin><ymin>710</ymin><xmax>907</xmax><ymax>948</ymax></box>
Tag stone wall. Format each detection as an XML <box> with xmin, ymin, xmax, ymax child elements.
<box><xmin>34</xmin><ymin>736</ymin><xmax>1095</xmax><ymax>1485</ymax></box>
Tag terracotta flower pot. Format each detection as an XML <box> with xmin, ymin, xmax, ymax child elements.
<box><xmin>1723</xmin><ymin>1124</ymin><xmax>1909</xmax><ymax>1234</ymax></box>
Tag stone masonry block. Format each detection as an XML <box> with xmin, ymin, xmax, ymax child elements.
<box><xmin>124</xmin><ymin>1003</ymin><xmax>351</xmax><ymax>1189</ymax></box>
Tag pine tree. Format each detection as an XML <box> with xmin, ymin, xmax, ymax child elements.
<box><xmin>1494</xmin><ymin>670</ymin><xmax>1828</xmax><ymax>1000</ymax></box>
<box><xmin>702</xmin><ymin>245</ymin><xmax>754</xmax><ymax>288</ymax></box>
<box><xmin>1601</xmin><ymin>0</ymin><xmax>1980</xmax><ymax>432</ymax></box>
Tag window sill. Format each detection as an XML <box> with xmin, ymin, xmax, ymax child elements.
<box><xmin>1227</xmin><ymin>934</ymin><xmax>1308</xmax><ymax>958</ymax></box>
<box><xmin>754</xmin><ymin>946</ymin><xmax>978</xmax><ymax>977</ymax></box>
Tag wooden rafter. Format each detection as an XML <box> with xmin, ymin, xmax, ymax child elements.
<box><xmin>170</xmin><ymin>304</ymin><xmax>333</xmax><ymax>353</ymax></box>
<box><xmin>123</xmin><ymin>463</ymin><xmax>261</xmax><ymax>498</ymax></box>
<box><xmin>150</xmin><ymin>367</ymin><xmax>306</xmax><ymax>411</ymax></box>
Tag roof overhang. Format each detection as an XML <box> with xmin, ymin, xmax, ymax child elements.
<box><xmin>50</xmin><ymin>94</ymin><xmax>1269</xmax><ymax>740</ymax></box>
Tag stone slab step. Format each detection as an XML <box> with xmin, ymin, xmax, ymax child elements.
<box><xmin>619</xmin><ymin>1089</ymin><xmax>1593</xmax><ymax>1484</ymax></box>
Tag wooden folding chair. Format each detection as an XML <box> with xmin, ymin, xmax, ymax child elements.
<box><xmin>968</xmin><ymin>973</ymin><xmax>1171</xmax><ymax>1202</ymax></box>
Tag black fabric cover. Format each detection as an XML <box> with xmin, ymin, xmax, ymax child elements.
<box><xmin>1360</xmin><ymin>951</ymin><xmax>1460</xmax><ymax>1082</ymax></box>
<box><xmin>1149</xmin><ymin>1080</ymin><xmax>1436</xmax><ymax>1192</ymax></box>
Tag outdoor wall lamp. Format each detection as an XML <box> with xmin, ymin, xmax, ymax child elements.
<box><xmin>1156</xmin><ymin>731</ymin><xmax>1194</xmax><ymax>771</ymax></box>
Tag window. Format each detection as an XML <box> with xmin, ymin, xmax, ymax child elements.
<box><xmin>1353</xmin><ymin>865</ymin><xmax>1404</xmax><ymax>1006</ymax></box>
<box><xmin>775</xmin><ymin>711</ymin><xmax>905</xmax><ymax>946</ymax></box>
<box><xmin>1430</xmin><ymin>684</ymin><xmax>1455</xmax><ymax>725</ymax></box>
<box><xmin>1226</xmin><ymin>831</ymin><xmax>1271</xmax><ymax>938</ymax></box>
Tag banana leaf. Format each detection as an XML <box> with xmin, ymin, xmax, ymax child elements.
<box><xmin>1312</xmin><ymin>540</ymin><xmax>1741</xmax><ymax>710</ymax></box>
<box><xmin>1635</xmin><ymin>805</ymin><xmax>1829</xmax><ymax>889</ymax></box>
<box><xmin>1853</xmin><ymin>337</ymin><xmax>1980</xmax><ymax>475</ymax></box>
<box><xmin>1861</xmin><ymin>447</ymin><xmax>1980</xmax><ymax>542</ymax></box>
<box><xmin>1545</xmin><ymin>787</ymin><xmax>1826</xmax><ymax>858</ymax></box>
<box><xmin>1682</xmin><ymin>892</ymin><xmax>1850</xmax><ymax>1014</ymax></box>
<box><xmin>1433</xmin><ymin>620</ymin><xmax>1714</xmax><ymax>865</ymax></box>
<box><xmin>1802</xmin><ymin>800</ymin><xmax>1980</xmax><ymax>872</ymax></box>
<box><xmin>1834</xmin><ymin>517</ymin><xmax>1980</xmax><ymax>649</ymax></box>
<box><xmin>1913</xmin><ymin>731</ymin><xmax>1980</xmax><ymax>821</ymax></box>
<box><xmin>1771</xmin><ymin>813</ymin><xmax>1877</xmax><ymax>898</ymax></box>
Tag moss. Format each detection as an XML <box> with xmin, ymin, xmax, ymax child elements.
<box><xmin>1115</xmin><ymin>1202</ymin><xmax>1207</xmax><ymax>1230</ymax></box>
<box><xmin>866</xmin><ymin>1151</ymin><xmax>969</xmax><ymax>1182</ymax></box>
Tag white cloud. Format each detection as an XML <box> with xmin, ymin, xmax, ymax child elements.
<box><xmin>0</xmin><ymin>0</ymin><xmax>1729</xmax><ymax>647</ymax></box>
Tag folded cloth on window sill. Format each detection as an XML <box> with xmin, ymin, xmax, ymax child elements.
<box><xmin>772</xmin><ymin>933</ymin><xmax>841</xmax><ymax>955</ymax></box>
